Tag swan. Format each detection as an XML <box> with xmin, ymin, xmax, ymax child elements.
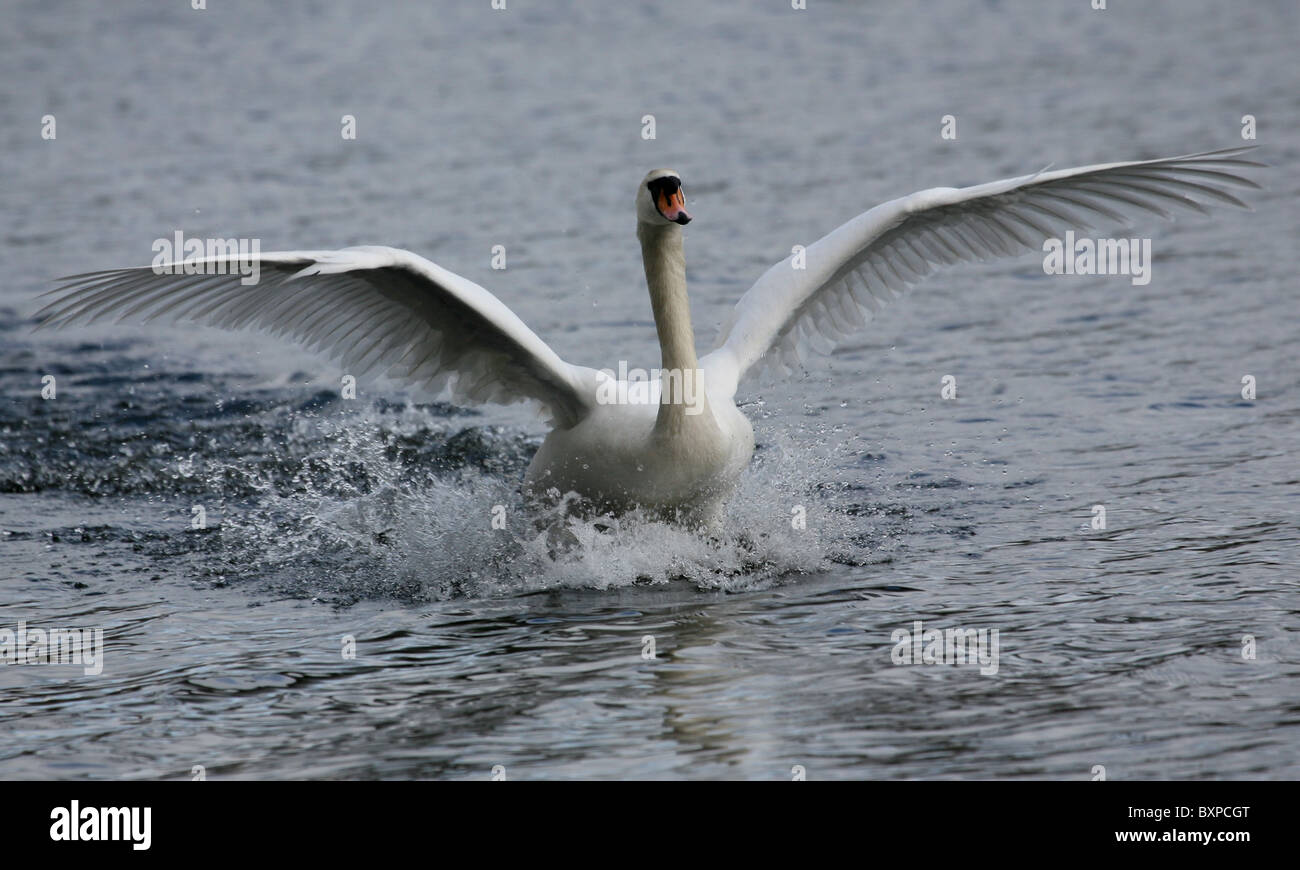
<box><xmin>36</xmin><ymin>148</ymin><xmax>1261</xmax><ymax>528</ymax></box>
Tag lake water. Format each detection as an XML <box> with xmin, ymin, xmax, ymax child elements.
<box><xmin>2</xmin><ymin>0</ymin><xmax>1297</xmax><ymax>779</ymax></box>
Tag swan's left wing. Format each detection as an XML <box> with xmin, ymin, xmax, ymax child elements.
<box><xmin>701</xmin><ymin>147</ymin><xmax>1262</xmax><ymax>396</ymax></box>
<box><xmin>36</xmin><ymin>245</ymin><xmax>597</xmax><ymax>427</ymax></box>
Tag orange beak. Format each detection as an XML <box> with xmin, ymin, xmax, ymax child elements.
<box><xmin>657</xmin><ymin>188</ymin><xmax>691</xmax><ymax>224</ymax></box>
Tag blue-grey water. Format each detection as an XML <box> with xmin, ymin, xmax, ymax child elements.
<box><xmin>2</xmin><ymin>0</ymin><xmax>1297</xmax><ymax>779</ymax></box>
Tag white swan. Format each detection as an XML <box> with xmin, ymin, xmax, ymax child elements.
<box><xmin>37</xmin><ymin>148</ymin><xmax>1260</xmax><ymax>527</ymax></box>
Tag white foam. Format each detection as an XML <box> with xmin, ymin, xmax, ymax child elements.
<box><xmin>210</xmin><ymin>411</ymin><xmax>877</xmax><ymax>600</ymax></box>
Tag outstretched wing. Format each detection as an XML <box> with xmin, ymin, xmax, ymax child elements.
<box><xmin>701</xmin><ymin>147</ymin><xmax>1263</xmax><ymax>396</ymax></box>
<box><xmin>36</xmin><ymin>245</ymin><xmax>596</xmax><ymax>427</ymax></box>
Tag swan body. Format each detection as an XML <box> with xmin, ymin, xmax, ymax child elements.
<box><xmin>524</xmin><ymin>378</ymin><xmax>754</xmax><ymax>525</ymax></box>
<box><xmin>36</xmin><ymin>149</ymin><xmax>1261</xmax><ymax>528</ymax></box>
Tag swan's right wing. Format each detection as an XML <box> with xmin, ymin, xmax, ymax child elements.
<box><xmin>36</xmin><ymin>245</ymin><xmax>597</xmax><ymax>428</ymax></box>
<box><xmin>701</xmin><ymin>147</ymin><xmax>1263</xmax><ymax>397</ymax></box>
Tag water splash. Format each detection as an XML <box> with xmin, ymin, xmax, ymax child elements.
<box><xmin>206</xmin><ymin>407</ymin><xmax>885</xmax><ymax>602</ymax></box>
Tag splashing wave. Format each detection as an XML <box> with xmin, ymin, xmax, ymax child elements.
<box><xmin>204</xmin><ymin>408</ymin><xmax>883</xmax><ymax>601</ymax></box>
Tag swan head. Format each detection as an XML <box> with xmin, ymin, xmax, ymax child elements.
<box><xmin>637</xmin><ymin>169</ymin><xmax>692</xmax><ymax>226</ymax></box>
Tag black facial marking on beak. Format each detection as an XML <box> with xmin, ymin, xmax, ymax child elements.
<box><xmin>647</xmin><ymin>176</ymin><xmax>681</xmax><ymax>199</ymax></box>
<box><xmin>673</xmin><ymin>212</ymin><xmax>691</xmax><ymax>225</ymax></box>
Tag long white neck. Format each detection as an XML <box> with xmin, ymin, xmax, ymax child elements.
<box><xmin>638</xmin><ymin>222</ymin><xmax>709</xmax><ymax>433</ymax></box>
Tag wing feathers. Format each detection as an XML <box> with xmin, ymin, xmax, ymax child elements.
<box><xmin>705</xmin><ymin>147</ymin><xmax>1262</xmax><ymax>391</ymax></box>
<box><xmin>36</xmin><ymin>246</ymin><xmax>595</xmax><ymax>427</ymax></box>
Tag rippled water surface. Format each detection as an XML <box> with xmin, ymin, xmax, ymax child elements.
<box><xmin>2</xmin><ymin>0</ymin><xmax>1298</xmax><ymax>779</ymax></box>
